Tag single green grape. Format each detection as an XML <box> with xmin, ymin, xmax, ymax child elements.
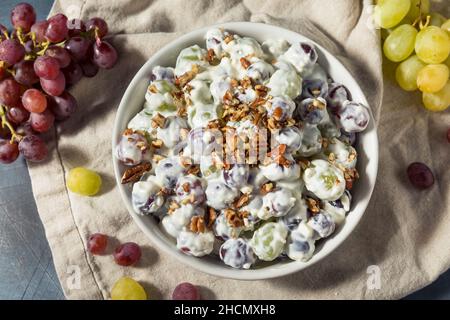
<box><xmin>429</xmin><ymin>12</ymin><xmax>447</xmax><ymax>27</ymax></box>
<box><xmin>417</xmin><ymin>64</ymin><xmax>449</xmax><ymax>93</ymax></box>
<box><xmin>442</xmin><ymin>19</ymin><xmax>450</xmax><ymax>33</ymax></box>
<box><xmin>67</xmin><ymin>167</ymin><xmax>102</xmax><ymax>196</ymax></box>
<box><xmin>396</xmin><ymin>55</ymin><xmax>426</xmax><ymax>91</ymax></box>
<box><xmin>111</xmin><ymin>277</ymin><xmax>147</xmax><ymax>300</ymax></box>
<box><xmin>415</xmin><ymin>26</ymin><xmax>450</xmax><ymax>64</ymax></box>
<box><xmin>374</xmin><ymin>0</ymin><xmax>411</xmax><ymax>29</ymax></box>
<box><xmin>383</xmin><ymin>24</ymin><xmax>417</xmax><ymax>62</ymax></box>
<box><xmin>422</xmin><ymin>80</ymin><xmax>450</xmax><ymax>112</ymax></box>
<box><xmin>405</xmin><ymin>0</ymin><xmax>430</xmax><ymax>23</ymax></box>
<box><xmin>250</xmin><ymin>222</ymin><xmax>287</xmax><ymax>261</ymax></box>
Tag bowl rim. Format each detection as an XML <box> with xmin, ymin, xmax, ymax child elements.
<box><xmin>112</xmin><ymin>21</ymin><xmax>379</xmax><ymax>280</ymax></box>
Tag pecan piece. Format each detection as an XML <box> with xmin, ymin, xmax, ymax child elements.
<box><xmin>234</xmin><ymin>193</ymin><xmax>250</xmax><ymax>209</ymax></box>
<box><xmin>240</xmin><ymin>57</ymin><xmax>251</xmax><ymax>69</ymax></box>
<box><xmin>151</xmin><ymin>113</ymin><xmax>166</xmax><ymax>129</ymax></box>
<box><xmin>205</xmin><ymin>207</ymin><xmax>217</xmax><ymax>228</ymax></box>
<box><xmin>306</xmin><ymin>197</ymin><xmax>320</xmax><ymax>214</ymax></box>
<box><xmin>121</xmin><ymin>162</ymin><xmax>152</xmax><ymax>184</ymax></box>
<box><xmin>190</xmin><ymin>216</ymin><xmax>206</xmax><ymax>233</ymax></box>
<box><xmin>261</xmin><ymin>182</ymin><xmax>275</xmax><ymax>195</ymax></box>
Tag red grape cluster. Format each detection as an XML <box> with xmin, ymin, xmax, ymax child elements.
<box><xmin>0</xmin><ymin>2</ymin><xmax>118</xmax><ymax>164</ymax></box>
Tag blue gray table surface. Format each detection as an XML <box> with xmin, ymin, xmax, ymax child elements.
<box><xmin>1</xmin><ymin>0</ymin><xmax>449</xmax><ymax>300</ymax></box>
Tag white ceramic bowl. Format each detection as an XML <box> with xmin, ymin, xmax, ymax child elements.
<box><xmin>112</xmin><ymin>22</ymin><xmax>379</xmax><ymax>280</ymax></box>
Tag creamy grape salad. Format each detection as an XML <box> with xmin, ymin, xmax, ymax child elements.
<box><xmin>115</xmin><ymin>28</ymin><xmax>370</xmax><ymax>269</ymax></box>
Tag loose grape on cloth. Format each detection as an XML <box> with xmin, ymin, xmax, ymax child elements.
<box><xmin>28</xmin><ymin>0</ymin><xmax>450</xmax><ymax>299</ymax></box>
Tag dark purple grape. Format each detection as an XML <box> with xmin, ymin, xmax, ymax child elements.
<box><xmin>0</xmin><ymin>39</ymin><xmax>25</xmax><ymax>66</ymax></box>
<box><xmin>45</xmin><ymin>46</ymin><xmax>71</xmax><ymax>68</ymax></box>
<box><xmin>23</xmin><ymin>40</ymin><xmax>34</xmax><ymax>53</ymax></box>
<box><xmin>113</xmin><ymin>242</ymin><xmax>141</xmax><ymax>266</ymax></box>
<box><xmin>30</xmin><ymin>20</ymin><xmax>48</xmax><ymax>43</ymax></box>
<box><xmin>339</xmin><ymin>129</ymin><xmax>357</xmax><ymax>146</ymax></box>
<box><xmin>0</xmin><ymin>66</ymin><xmax>7</xmax><ymax>81</ymax></box>
<box><xmin>223</xmin><ymin>164</ymin><xmax>249</xmax><ymax>188</ymax></box>
<box><xmin>80</xmin><ymin>60</ymin><xmax>99</xmax><ymax>77</ymax></box>
<box><xmin>16</xmin><ymin>122</ymin><xmax>35</xmax><ymax>137</ymax></box>
<box><xmin>0</xmin><ymin>78</ymin><xmax>21</xmax><ymax>106</ymax></box>
<box><xmin>65</xmin><ymin>36</ymin><xmax>91</xmax><ymax>62</ymax></box>
<box><xmin>34</xmin><ymin>55</ymin><xmax>60</xmax><ymax>80</ymax></box>
<box><xmin>0</xmin><ymin>139</ymin><xmax>20</xmax><ymax>164</ymax></box>
<box><xmin>18</xmin><ymin>135</ymin><xmax>48</xmax><ymax>162</ymax></box>
<box><xmin>30</xmin><ymin>109</ymin><xmax>55</xmax><ymax>133</ymax></box>
<box><xmin>326</xmin><ymin>83</ymin><xmax>352</xmax><ymax>114</ymax></box>
<box><xmin>40</xmin><ymin>72</ymin><xmax>65</xmax><ymax>96</ymax></box>
<box><xmin>14</xmin><ymin>60</ymin><xmax>39</xmax><ymax>86</ymax></box>
<box><xmin>62</xmin><ymin>62</ymin><xmax>83</xmax><ymax>86</ymax></box>
<box><xmin>172</xmin><ymin>283</ymin><xmax>200</xmax><ymax>300</ymax></box>
<box><xmin>45</xmin><ymin>13</ymin><xmax>68</xmax><ymax>43</ymax></box>
<box><xmin>0</xmin><ymin>126</ymin><xmax>11</xmax><ymax>139</ymax></box>
<box><xmin>48</xmin><ymin>91</ymin><xmax>77</xmax><ymax>120</ymax></box>
<box><xmin>86</xmin><ymin>17</ymin><xmax>108</xmax><ymax>38</ymax></box>
<box><xmin>92</xmin><ymin>40</ymin><xmax>117</xmax><ymax>69</ymax></box>
<box><xmin>10</xmin><ymin>3</ymin><xmax>36</xmax><ymax>32</ymax></box>
<box><xmin>407</xmin><ymin>162</ymin><xmax>434</xmax><ymax>190</ymax></box>
<box><xmin>297</xmin><ymin>97</ymin><xmax>327</xmax><ymax>124</ymax></box>
<box><xmin>67</xmin><ymin>18</ymin><xmax>86</xmax><ymax>37</ymax></box>
<box><xmin>7</xmin><ymin>103</ymin><xmax>29</xmax><ymax>124</ymax></box>
<box><xmin>302</xmin><ymin>79</ymin><xmax>329</xmax><ymax>99</ymax></box>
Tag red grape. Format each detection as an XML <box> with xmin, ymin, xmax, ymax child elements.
<box><xmin>172</xmin><ymin>283</ymin><xmax>200</xmax><ymax>300</ymax></box>
<box><xmin>0</xmin><ymin>39</ymin><xmax>25</xmax><ymax>66</ymax></box>
<box><xmin>0</xmin><ymin>140</ymin><xmax>20</xmax><ymax>164</ymax></box>
<box><xmin>22</xmin><ymin>88</ymin><xmax>47</xmax><ymax>113</ymax></box>
<box><xmin>18</xmin><ymin>135</ymin><xmax>48</xmax><ymax>162</ymax></box>
<box><xmin>0</xmin><ymin>78</ymin><xmax>21</xmax><ymax>106</ymax></box>
<box><xmin>86</xmin><ymin>17</ymin><xmax>108</xmax><ymax>38</ymax></box>
<box><xmin>113</xmin><ymin>242</ymin><xmax>141</xmax><ymax>266</ymax></box>
<box><xmin>14</xmin><ymin>60</ymin><xmax>39</xmax><ymax>86</ymax></box>
<box><xmin>30</xmin><ymin>20</ymin><xmax>48</xmax><ymax>43</ymax></box>
<box><xmin>68</xmin><ymin>19</ymin><xmax>86</xmax><ymax>37</ymax></box>
<box><xmin>92</xmin><ymin>40</ymin><xmax>117</xmax><ymax>69</ymax></box>
<box><xmin>7</xmin><ymin>103</ymin><xmax>30</xmax><ymax>124</ymax></box>
<box><xmin>62</xmin><ymin>62</ymin><xmax>83</xmax><ymax>86</ymax></box>
<box><xmin>30</xmin><ymin>109</ymin><xmax>55</xmax><ymax>133</ymax></box>
<box><xmin>65</xmin><ymin>36</ymin><xmax>91</xmax><ymax>62</ymax></box>
<box><xmin>48</xmin><ymin>91</ymin><xmax>77</xmax><ymax>120</ymax></box>
<box><xmin>0</xmin><ymin>126</ymin><xmax>11</xmax><ymax>139</ymax></box>
<box><xmin>87</xmin><ymin>233</ymin><xmax>108</xmax><ymax>255</ymax></box>
<box><xmin>10</xmin><ymin>3</ymin><xmax>36</xmax><ymax>33</ymax></box>
<box><xmin>45</xmin><ymin>13</ymin><xmax>68</xmax><ymax>43</ymax></box>
<box><xmin>0</xmin><ymin>66</ymin><xmax>6</xmax><ymax>81</ymax></box>
<box><xmin>80</xmin><ymin>60</ymin><xmax>99</xmax><ymax>77</ymax></box>
<box><xmin>34</xmin><ymin>55</ymin><xmax>60</xmax><ymax>80</ymax></box>
<box><xmin>407</xmin><ymin>162</ymin><xmax>435</xmax><ymax>189</ymax></box>
<box><xmin>16</xmin><ymin>122</ymin><xmax>35</xmax><ymax>137</ymax></box>
<box><xmin>40</xmin><ymin>72</ymin><xmax>65</xmax><ymax>96</ymax></box>
<box><xmin>45</xmin><ymin>46</ymin><xmax>71</xmax><ymax>68</ymax></box>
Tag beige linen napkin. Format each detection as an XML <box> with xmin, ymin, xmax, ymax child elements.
<box><xmin>28</xmin><ymin>0</ymin><xmax>450</xmax><ymax>299</ymax></box>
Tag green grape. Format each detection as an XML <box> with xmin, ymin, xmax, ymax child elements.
<box><xmin>405</xmin><ymin>0</ymin><xmax>430</xmax><ymax>22</ymax></box>
<box><xmin>422</xmin><ymin>80</ymin><xmax>450</xmax><ymax>112</ymax></box>
<box><xmin>383</xmin><ymin>24</ymin><xmax>417</xmax><ymax>62</ymax></box>
<box><xmin>250</xmin><ymin>222</ymin><xmax>287</xmax><ymax>261</ymax></box>
<box><xmin>395</xmin><ymin>54</ymin><xmax>426</xmax><ymax>91</ymax></box>
<box><xmin>67</xmin><ymin>167</ymin><xmax>102</xmax><ymax>196</ymax></box>
<box><xmin>429</xmin><ymin>12</ymin><xmax>447</xmax><ymax>27</ymax></box>
<box><xmin>374</xmin><ymin>0</ymin><xmax>411</xmax><ymax>29</ymax></box>
<box><xmin>111</xmin><ymin>277</ymin><xmax>147</xmax><ymax>300</ymax></box>
<box><xmin>417</xmin><ymin>64</ymin><xmax>449</xmax><ymax>93</ymax></box>
<box><xmin>442</xmin><ymin>19</ymin><xmax>450</xmax><ymax>33</ymax></box>
<box><xmin>415</xmin><ymin>26</ymin><xmax>450</xmax><ymax>64</ymax></box>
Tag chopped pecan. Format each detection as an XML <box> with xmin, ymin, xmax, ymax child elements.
<box><xmin>148</xmin><ymin>84</ymin><xmax>158</xmax><ymax>94</ymax></box>
<box><xmin>240</xmin><ymin>57</ymin><xmax>251</xmax><ymax>69</ymax></box>
<box><xmin>186</xmin><ymin>165</ymin><xmax>200</xmax><ymax>175</ymax></box>
<box><xmin>168</xmin><ymin>201</ymin><xmax>181</xmax><ymax>214</ymax></box>
<box><xmin>224</xmin><ymin>209</ymin><xmax>244</xmax><ymax>228</ymax></box>
<box><xmin>261</xmin><ymin>182</ymin><xmax>275</xmax><ymax>195</ymax></box>
<box><xmin>123</xmin><ymin>128</ymin><xmax>133</xmax><ymax>136</ymax></box>
<box><xmin>182</xmin><ymin>182</ymin><xmax>191</xmax><ymax>193</ymax></box>
<box><xmin>121</xmin><ymin>162</ymin><xmax>152</xmax><ymax>184</ymax></box>
<box><xmin>272</xmin><ymin>107</ymin><xmax>284</xmax><ymax>121</ymax></box>
<box><xmin>205</xmin><ymin>207</ymin><xmax>217</xmax><ymax>228</ymax></box>
<box><xmin>306</xmin><ymin>197</ymin><xmax>320</xmax><ymax>214</ymax></box>
<box><xmin>152</xmin><ymin>154</ymin><xmax>165</xmax><ymax>163</ymax></box>
<box><xmin>206</xmin><ymin>48</ymin><xmax>219</xmax><ymax>65</ymax></box>
<box><xmin>151</xmin><ymin>113</ymin><xmax>166</xmax><ymax>129</ymax></box>
<box><xmin>190</xmin><ymin>216</ymin><xmax>206</xmax><ymax>233</ymax></box>
<box><xmin>234</xmin><ymin>193</ymin><xmax>250</xmax><ymax>209</ymax></box>
<box><xmin>224</xmin><ymin>34</ymin><xmax>234</xmax><ymax>44</ymax></box>
<box><xmin>175</xmin><ymin>64</ymin><xmax>199</xmax><ymax>88</ymax></box>
<box><xmin>344</xmin><ymin>168</ymin><xmax>359</xmax><ymax>190</ymax></box>
<box><xmin>151</xmin><ymin>139</ymin><xmax>163</xmax><ymax>148</ymax></box>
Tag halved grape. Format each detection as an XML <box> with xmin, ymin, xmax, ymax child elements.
<box><xmin>373</xmin><ymin>0</ymin><xmax>411</xmax><ymax>29</ymax></box>
<box><xmin>422</xmin><ymin>80</ymin><xmax>450</xmax><ymax>111</ymax></box>
<box><xmin>383</xmin><ymin>24</ymin><xmax>417</xmax><ymax>62</ymax></box>
<box><xmin>22</xmin><ymin>88</ymin><xmax>47</xmax><ymax>113</ymax></box>
<box><xmin>18</xmin><ymin>135</ymin><xmax>48</xmax><ymax>162</ymax></box>
<box><xmin>14</xmin><ymin>60</ymin><xmax>39</xmax><ymax>86</ymax></box>
<box><xmin>30</xmin><ymin>109</ymin><xmax>55</xmax><ymax>133</ymax></box>
<box><xmin>417</xmin><ymin>64</ymin><xmax>449</xmax><ymax>93</ymax></box>
<box><xmin>0</xmin><ymin>140</ymin><xmax>19</xmax><ymax>164</ymax></box>
<box><xmin>395</xmin><ymin>55</ymin><xmax>426</xmax><ymax>91</ymax></box>
<box><xmin>0</xmin><ymin>39</ymin><xmax>25</xmax><ymax>66</ymax></box>
<box><xmin>67</xmin><ymin>167</ymin><xmax>102</xmax><ymax>196</ymax></box>
<box><xmin>407</xmin><ymin>162</ymin><xmax>434</xmax><ymax>189</ymax></box>
<box><xmin>10</xmin><ymin>3</ymin><xmax>36</xmax><ymax>32</ymax></box>
<box><xmin>415</xmin><ymin>26</ymin><xmax>450</xmax><ymax>64</ymax></box>
<box><xmin>40</xmin><ymin>72</ymin><xmax>66</xmax><ymax>96</ymax></box>
<box><xmin>113</xmin><ymin>242</ymin><xmax>141</xmax><ymax>266</ymax></box>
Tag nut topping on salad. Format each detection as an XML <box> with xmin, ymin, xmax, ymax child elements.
<box><xmin>115</xmin><ymin>28</ymin><xmax>371</xmax><ymax>268</ymax></box>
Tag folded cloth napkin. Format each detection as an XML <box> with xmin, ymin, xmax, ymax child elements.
<box><xmin>28</xmin><ymin>0</ymin><xmax>450</xmax><ymax>299</ymax></box>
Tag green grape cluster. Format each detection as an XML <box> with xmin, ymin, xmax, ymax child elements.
<box><xmin>376</xmin><ymin>0</ymin><xmax>450</xmax><ymax>112</ymax></box>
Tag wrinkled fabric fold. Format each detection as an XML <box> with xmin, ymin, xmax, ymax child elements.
<box><xmin>27</xmin><ymin>0</ymin><xmax>449</xmax><ymax>299</ymax></box>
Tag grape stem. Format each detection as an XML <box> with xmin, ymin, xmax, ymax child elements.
<box><xmin>0</xmin><ymin>104</ymin><xmax>22</xmax><ymax>143</ymax></box>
